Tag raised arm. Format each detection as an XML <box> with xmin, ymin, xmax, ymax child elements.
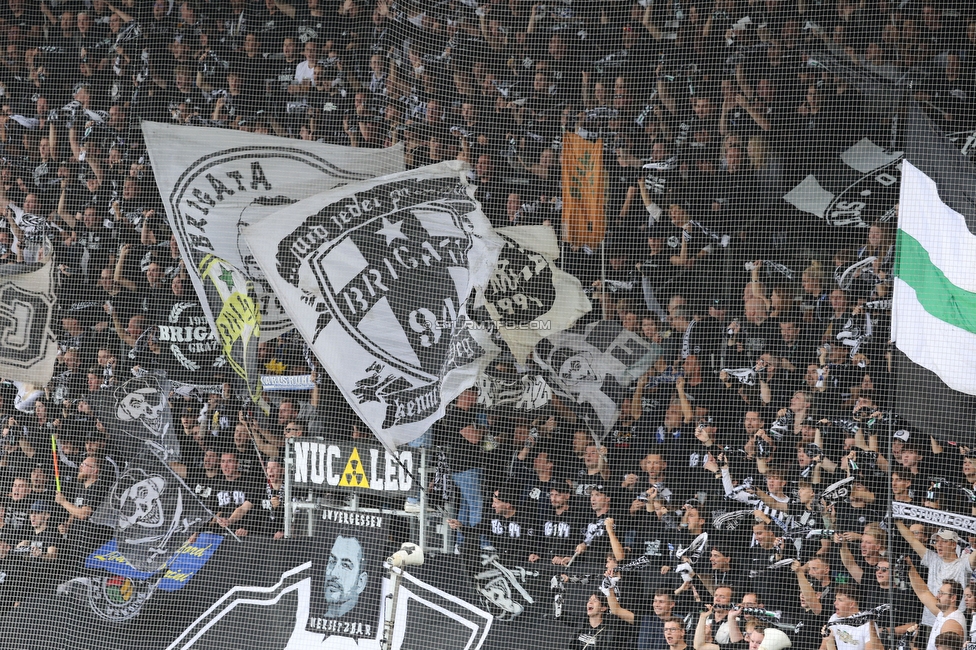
<box><xmin>895</xmin><ymin>519</ymin><xmax>929</xmax><ymax>558</ymax></box>
<box><xmin>904</xmin><ymin>556</ymin><xmax>939</xmax><ymax>615</ymax></box>
<box><xmin>792</xmin><ymin>561</ymin><xmax>823</xmax><ymax>615</ymax></box>
<box><xmin>834</xmin><ymin>533</ymin><xmax>865</xmax><ymax>584</ymax></box>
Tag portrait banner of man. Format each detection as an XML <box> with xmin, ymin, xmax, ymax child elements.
<box><xmin>305</xmin><ymin>512</ymin><xmax>384</xmax><ymax>639</ymax></box>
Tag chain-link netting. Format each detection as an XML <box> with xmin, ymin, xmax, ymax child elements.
<box><xmin>0</xmin><ymin>0</ymin><xmax>973</xmax><ymax>649</ymax></box>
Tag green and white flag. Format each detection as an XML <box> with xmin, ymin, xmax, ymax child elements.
<box><xmin>893</xmin><ymin>160</ymin><xmax>976</xmax><ymax>396</ymax></box>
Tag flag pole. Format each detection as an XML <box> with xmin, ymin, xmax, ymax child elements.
<box><xmin>50</xmin><ymin>434</ymin><xmax>61</xmax><ymax>492</ymax></box>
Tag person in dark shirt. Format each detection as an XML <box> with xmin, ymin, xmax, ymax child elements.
<box><xmin>55</xmin><ymin>455</ymin><xmax>110</xmax><ymax>554</ymax></box>
<box><xmin>12</xmin><ymin>499</ymin><xmax>62</xmax><ymax>593</ymax></box>
<box><xmin>213</xmin><ymin>449</ymin><xmax>264</xmax><ymax>537</ymax></box>
<box><xmin>566</xmin><ymin>592</ymin><xmax>619</xmax><ymax>650</ymax></box>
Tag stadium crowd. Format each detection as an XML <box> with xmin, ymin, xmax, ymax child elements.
<box><xmin>0</xmin><ymin>0</ymin><xmax>971</xmax><ymax>649</ymax></box>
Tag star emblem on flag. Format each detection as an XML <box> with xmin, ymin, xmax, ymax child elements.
<box><xmin>375</xmin><ymin>217</ymin><xmax>408</xmax><ymax>246</ymax></box>
<box><xmin>217</xmin><ymin>267</ymin><xmax>235</xmax><ymax>290</ymax></box>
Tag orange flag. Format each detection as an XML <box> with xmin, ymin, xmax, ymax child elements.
<box><xmin>561</xmin><ymin>133</ymin><xmax>606</xmax><ymax>248</ymax></box>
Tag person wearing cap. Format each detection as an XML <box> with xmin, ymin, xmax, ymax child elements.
<box><xmin>14</xmin><ymin>500</ymin><xmax>60</xmax><ymax>565</ymax></box>
<box><xmin>904</xmin><ymin>555</ymin><xmax>966</xmax><ymax>650</ymax></box>
<box><xmin>897</xmin><ymin>521</ymin><xmax>976</xmax><ymax>629</ymax></box>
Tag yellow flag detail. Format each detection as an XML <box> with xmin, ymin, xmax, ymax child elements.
<box><xmin>338</xmin><ymin>448</ymin><xmax>370</xmax><ymax>488</ymax></box>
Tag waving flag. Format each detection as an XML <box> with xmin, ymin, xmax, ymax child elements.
<box><xmin>892</xmin><ymin>102</ymin><xmax>976</xmax><ymax>444</ymax></box>
<box><xmin>243</xmin><ymin>161</ymin><xmax>503</xmax><ymax>448</ymax></box>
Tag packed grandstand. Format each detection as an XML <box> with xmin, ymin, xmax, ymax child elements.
<box><xmin>0</xmin><ymin>0</ymin><xmax>973</xmax><ymax>649</ymax></box>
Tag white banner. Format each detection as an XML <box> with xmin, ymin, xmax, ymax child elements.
<box><xmin>479</xmin><ymin>226</ymin><xmax>591</xmax><ymax>363</ymax></box>
<box><xmin>243</xmin><ymin>161</ymin><xmax>503</xmax><ymax>448</ymax></box>
<box><xmin>0</xmin><ymin>260</ymin><xmax>57</xmax><ymax>384</ymax></box>
<box><xmin>141</xmin><ymin>122</ymin><xmax>404</xmax><ymax>342</ymax></box>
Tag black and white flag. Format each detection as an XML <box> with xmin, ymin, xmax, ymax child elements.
<box><xmin>782</xmin><ymin>137</ymin><xmax>901</xmax><ymax>228</ymax></box>
<box><xmin>91</xmin><ymin>449</ymin><xmax>212</xmax><ymax>573</ymax></box>
<box><xmin>142</xmin><ymin>123</ymin><xmax>403</xmax><ymax>405</ymax></box>
<box><xmin>478</xmin><ymin>225</ymin><xmax>591</xmax><ymax>363</ymax></box>
<box><xmin>533</xmin><ymin>320</ymin><xmax>660</xmax><ymax>437</ymax></box>
<box><xmin>476</xmin><ymin>373</ymin><xmax>552</xmax><ymax>412</ymax></box>
<box><xmin>0</xmin><ymin>260</ymin><xmax>57</xmax><ymax>383</ymax></box>
<box><xmin>93</xmin><ymin>375</ymin><xmax>182</xmax><ymax>462</ymax></box>
<box><xmin>243</xmin><ymin>161</ymin><xmax>503</xmax><ymax>448</ymax></box>
<box><xmin>142</xmin><ymin>122</ymin><xmax>404</xmax><ymax>342</ymax></box>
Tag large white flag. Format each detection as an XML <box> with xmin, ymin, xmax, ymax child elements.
<box><xmin>243</xmin><ymin>161</ymin><xmax>503</xmax><ymax>447</ymax></box>
<box><xmin>893</xmin><ymin>160</ymin><xmax>976</xmax><ymax>396</ymax></box>
<box><xmin>141</xmin><ymin>122</ymin><xmax>404</xmax><ymax>343</ymax></box>
<box><xmin>478</xmin><ymin>226</ymin><xmax>590</xmax><ymax>363</ymax></box>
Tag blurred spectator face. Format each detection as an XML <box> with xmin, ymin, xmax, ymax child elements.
<box><xmin>640</xmin><ymin>453</ymin><xmax>666</xmax><ymax>478</ymax></box>
<box><xmin>220</xmin><ymin>453</ymin><xmax>240</xmax><ymax>479</ymax></box>
<box><xmin>79</xmin><ymin>457</ymin><xmax>99</xmax><ymax>481</ymax></box>
<box><xmin>278</xmin><ymin>400</ymin><xmax>297</xmax><ymax>424</ymax></box>
<box><xmin>860</xmin><ymin>533</ymin><xmax>882</xmax><ymax>558</ymax></box>
<box><xmin>244</xmin><ymin>33</ymin><xmax>260</xmax><ymax>56</ymax></box>
<box><xmin>752</xmin><ymin>523</ymin><xmax>775</xmax><ymax>547</ymax></box>
<box><xmin>692</xmin><ymin>97</ymin><xmax>714</xmax><ymax>119</ymax></box>
<box><xmin>282</xmin><ymin>37</ymin><xmax>296</xmax><ymax>59</ymax></box>
<box><xmin>589</xmin><ymin>488</ymin><xmax>610</xmax><ymax>514</ymax></box>
<box><xmin>663</xmin><ymin>398</ymin><xmax>684</xmax><ymax>429</ymax></box>
<box><xmin>63</xmin><ymin>348</ymin><xmax>80</xmax><ymax>370</ymax></box>
<box><xmin>283</xmin><ymin>422</ymin><xmax>304</xmax><ymax>438</ymax></box>
<box><xmin>126</xmin><ymin>315</ymin><xmax>145</xmax><ymax>338</ymax></box>
<box><xmin>550</xmin><ymin>486</ymin><xmax>570</xmax><ymax>508</ymax></box>
<box><xmin>10</xmin><ymin>477</ymin><xmax>29</xmax><ymax>501</ymax></box>
<box><xmin>60</xmin><ymin>11</ymin><xmax>76</xmax><ymax>34</ymax></box>
<box><xmin>807</xmin><ymin>558</ymin><xmax>829</xmax><ymax>582</ymax></box>
<box><xmin>908</xmin><ymin>523</ymin><xmax>927</xmax><ymax>544</ymax></box>
<box><xmin>710</xmin><ymin>549</ymin><xmax>731</xmax><ymax>571</ymax></box>
<box><xmin>725</xmin><ymin>143</ymin><xmax>743</xmax><ymax>171</ymax></box>
<box><xmin>267</xmin><ymin>461</ymin><xmax>284</xmax><ymax>484</ymax></box>
<box><xmin>548</xmin><ymin>35</ymin><xmax>566</xmax><ymax>59</ymax></box>
<box><xmin>506</xmin><ymin>193</ymin><xmax>521</xmax><ymax>221</ymax></box>
<box><xmin>583</xmin><ymin>444</ymin><xmax>602</xmax><ymax>470</ymax></box>
<box><xmin>304</xmin><ymin>41</ymin><xmax>318</xmax><ymax>65</ymax></box>
<box><xmin>744</xmin><ymin>411</ymin><xmax>763</xmax><ymax>434</ymax></box>
<box><xmin>30</xmin><ymin>466</ymin><xmax>48</xmax><ymax>491</ymax></box>
<box><xmin>963</xmin><ymin>457</ymin><xmax>976</xmax><ymax>482</ymax></box>
<box><xmin>532</xmin><ymin>451</ymin><xmax>552</xmax><ymax>475</ymax></box>
<box><xmin>829</xmin><ymin>289</ymin><xmax>847</xmax><ymax>314</ymax></box>
<box><xmin>653</xmin><ymin>593</ymin><xmax>674</xmax><ymax>617</ymax></box>
<box><xmin>834</xmin><ymin>592</ymin><xmax>857</xmax><ymax>617</ymax></box>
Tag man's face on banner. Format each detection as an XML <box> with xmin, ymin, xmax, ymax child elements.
<box><xmin>323</xmin><ymin>535</ymin><xmax>368</xmax><ymax>617</ymax></box>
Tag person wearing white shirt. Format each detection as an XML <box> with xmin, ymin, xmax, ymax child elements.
<box><xmin>897</xmin><ymin>524</ymin><xmax>976</xmax><ymax>628</ymax></box>
<box><xmin>905</xmin><ymin>556</ymin><xmax>966</xmax><ymax>650</ymax></box>
<box><xmin>821</xmin><ymin>584</ymin><xmax>883</xmax><ymax>650</ymax></box>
